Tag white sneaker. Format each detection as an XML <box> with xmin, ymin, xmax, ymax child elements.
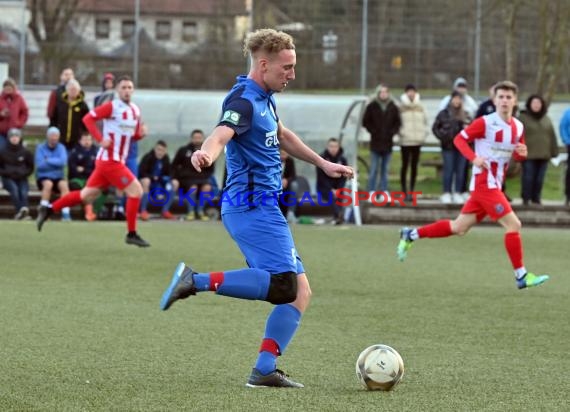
<box><xmin>452</xmin><ymin>193</ymin><xmax>464</xmax><ymax>204</ymax></box>
<box><xmin>374</xmin><ymin>191</ymin><xmax>391</xmax><ymax>203</ymax></box>
<box><xmin>440</xmin><ymin>193</ymin><xmax>452</xmax><ymax>204</ymax></box>
<box><xmin>15</xmin><ymin>206</ymin><xmax>29</xmax><ymax>220</ymax></box>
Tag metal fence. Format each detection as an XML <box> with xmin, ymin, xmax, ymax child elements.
<box><xmin>1</xmin><ymin>0</ymin><xmax>568</xmax><ymax>95</ymax></box>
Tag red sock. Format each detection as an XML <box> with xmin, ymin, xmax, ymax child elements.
<box><xmin>52</xmin><ymin>191</ymin><xmax>82</xmax><ymax>213</ymax></box>
<box><xmin>259</xmin><ymin>338</ymin><xmax>280</xmax><ymax>356</ymax></box>
<box><xmin>417</xmin><ymin>220</ymin><xmax>452</xmax><ymax>238</ymax></box>
<box><xmin>504</xmin><ymin>232</ymin><xmax>524</xmax><ymax>269</ymax></box>
<box><xmin>209</xmin><ymin>272</ymin><xmax>224</xmax><ymax>291</ymax></box>
<box><xmin>126</xmin><ymin>197</ymin><xmax>140</xmax><ymax>232</ymax></box>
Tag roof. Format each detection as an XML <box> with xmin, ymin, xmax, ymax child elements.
<box><xmin>78</xmin><ymin>0</ymin><xmax>247</xmax><ymax>16</ymax></box>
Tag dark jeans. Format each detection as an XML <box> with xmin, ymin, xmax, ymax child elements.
<box><xmin>521</xmin><ymin>159</ymin><xmax>548</xmax><ymax>203</ymax></box>
<box><xmin>0</xmin><ymin>134</ymin><xmax>7</xmax><ymax>152</ymax></box>
<box><xmin>400</xmin><ymin>145</ymin><xmax>421</xmax><ymax>193</ymax></box>
<box><xmin>1</xmin><ymin>177</ymin><xmax>29</xmax><ymax>211</ymax></box>
<box><xmin>441</xmin><ymin>148</ymin><xmax>467</xmax><ymax>193</ymax></box>
<box><xmin>368</xmin><ymin>151</ymin><xmax>392</xmax><ymax>192</ymax></box>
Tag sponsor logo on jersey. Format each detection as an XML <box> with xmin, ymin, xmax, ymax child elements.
<box><xmin>222</xmin><ymin>110</ymin><xmax>241</xmax><ymax>125</ymax></box>
<box><xmin>265</xmin><ymin>130</ymin><xmax>279</xmax><ymax>147</ymax></box>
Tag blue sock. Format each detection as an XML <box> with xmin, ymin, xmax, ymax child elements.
<box><xmin>255</xmin><ymin>304</ymin><xmax>302</xmax><ymax>375</ymax></box>
<box><xmin>193</xmin><ymin>268</ymin><xmax>270</xmax><ymax>300</ymax></box>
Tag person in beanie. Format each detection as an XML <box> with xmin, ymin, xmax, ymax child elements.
<box><xmin>94</xmin><ymin>73</ymin><xmax>116</xmax><ymax>107</ymax></box>
<box><xmin>0</xmin><ymin>128</ymin><xmax>34</xmax><ymax>219</ymax></box>
<box><xmin>35</xmin><ymin>126</ymin><xmax>72</xmax><ymax>220</ymax></box>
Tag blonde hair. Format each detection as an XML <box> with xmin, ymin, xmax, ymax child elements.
<box><xmin>493</xmin><ymin>80</ymin><xmax>518</xmax><ymax>96</ymax></box>
<box><xmin>243</xmin><ymin>28</ymin><xmax>295</xmax><ymax>57</ymax></box>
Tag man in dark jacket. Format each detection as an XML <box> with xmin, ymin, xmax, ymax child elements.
<box><xmin>171</xmin><ymin>129</ymin><xmax>215</xmax><ymax>221</ymax></box>
<box><xmin>432</xmin><ymin>91</ymin><xmax>470</xmax><ymax>204</ymax></box>
<box><xmin>94</xmin><ymin>73</ymin><xmax>116</xmax><ymax>107</ymax></box>
<box><xmin>68</xmin><ymin>132</ymin><xmax>98</xmax><ymax>221</ymax></box>
<box><xmin>139</xmin><ymin>140</ymin><xmax>175</xmax><ymax>220</ymax></box>
<box><xmin>0</xmin><ymin>128</ymin><xmax>34</xmax><ymax>219</ymax></box>
<box><xmin>362</xmin><ymin>84</ymin><xmax>401</xmax><ymax>197</ymax></box>
<box><xmin>49</xmin><ymin>79</ymin><xmax>90</xmax><ymax>151</ymax></box>
<box><xmin>316</xmin><ymin>138</ymin><xmax>348</xmax><ymax>224</ymax></box>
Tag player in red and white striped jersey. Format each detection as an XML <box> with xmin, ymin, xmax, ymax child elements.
<box><xmin>398</xmin><ymin>81</ymin><xmax>549</xmax><ymax>289</ymax></box>
<box><xmin>36</xmin><ymin>75</ymin><xmax>150</xmax><ymax>247</ymax></box>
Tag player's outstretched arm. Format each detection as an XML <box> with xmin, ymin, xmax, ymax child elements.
<box><xmin>278</xmin><ymin>122</ymin><xmax>354</xmax><ymax>179</ymax></box>
<box><xmin>191</xmin><ymin>125</ymin><xmax>234</xmax><ymax>172</ymax></box>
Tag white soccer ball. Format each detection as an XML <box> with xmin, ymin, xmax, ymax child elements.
<box><xmin>355</xmin><ymin>344</ymin><xmax>405</xmax><ymax>391</ymax></box>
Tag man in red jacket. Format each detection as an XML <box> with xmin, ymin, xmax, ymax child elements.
<box><xmin>0</xmin><ymin>78</ymin><xmax>29</xmax><ymax>152</ymax></box>
<box><xmin>397</xmin><ymin>80</ymin><xmax>549</xmax><ymax>290</ymax></box>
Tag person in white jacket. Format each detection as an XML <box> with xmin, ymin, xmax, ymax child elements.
<box><xmin>398</xmin><ymin>84</ymin><xmax>428</xmax><ymax>200</ymax></box>
<box><xmin>438</xmin><ymin>77</ymin><xmax>479</xmax><ymax>119</ymax></box>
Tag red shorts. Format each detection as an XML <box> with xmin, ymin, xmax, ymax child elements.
<box><xmin>86</xmin><ymin>160</ymin><xmax>136</xmax><ymax>190</ymax></box>
<box><xmin>461</xmin><ymin>189</ymin><xmax>513</xmax><ymax>222</ymax></box>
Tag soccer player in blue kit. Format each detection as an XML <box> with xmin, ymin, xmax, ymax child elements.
<box><xmin>160</xmin><ymin>28</ymin><xmax>354</xmax><ymax>388</ymax></box>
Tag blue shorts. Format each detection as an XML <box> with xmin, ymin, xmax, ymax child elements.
<box><xmin>223</xmin><ymin>205</ymin><xmax>305</xmax><ymax>275</ymax></box>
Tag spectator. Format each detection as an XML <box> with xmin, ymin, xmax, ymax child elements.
<box><xmin>560</xmin><ymin>106</ymin><xmax>570</xmax><ymax>207</ymax></box>
<box><xmin>316</xmin><ymin>138</ymin><xmax>348</xmax><ymax>225</ymax></box>
<box><xmin>0</xmin><ymin>128</ymin><xmax>33</xmax><ymax>219</ymax></box>
<box><xmin>518</xmin><ymin>94</ymin><xmax>558</xmax><ymax>205</ymax></box>
<box><xmin>398</xmin><ymin>84</ymin><xmax>428</xmax><ymax>200</ymax></box>
<box><xmin>68</xmin><ymin>132</ymin><xmax>98</xmax><ymax>220</ymax></box>
<box><xmin>94</xmin><ymin>73</ymin><xmax>115</xmax><ymax>107</ymax></box>
<box><xmin>49</xmin><ymin>79</ymin><xmax>89</xmax><ymax>151</ymax></box>
<box><xmin>139</xmin><ymin>140</ymin><xmax>175</xmax><ymax>220</ymax></box>
<box><xmin>432</xmin><ymin>91</ymin><xmax>470</xmax><ymax>204</ymax></box>
<box><xmin>35</xmin><ymin>127</ymin><xmax>71</xmax><ymax>220</ymax></box>
<box><xmin>438</xmin><ymin>77</ymin><xmax>479</xmax><ymax>119</ymax></box>
<box><xmin>172</xmin><ymin>129</ymin><xmax>215</xmax><ymax>221</ymax></box>
<box><xmin>46</xmin><ymin>67</ymin><xmax>74</xmax><ymax>121</ymax></box>
<box><xmin>0</xmin><ymin>78</ymin><xmax>29</xmax><ymax>152</ymax></box>
<box><xmin>362</xmin><ymin>84</ymin><xmax>401</xmax><ymax>199</ymax></box>
<box><xmin>475</xmin><ymin>86</ymin><xmax>496</xmax><ymax>118</ymax></box>
<box><xmin>279</xmin><ymin>148</ymin><xmax>296</xmax><ymax>220</ymax></box>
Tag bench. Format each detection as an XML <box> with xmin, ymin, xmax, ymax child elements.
<box><xmin>420</xmin><ymin>159</ymin><xmax>443</xmax><ymax>178</ymax></box>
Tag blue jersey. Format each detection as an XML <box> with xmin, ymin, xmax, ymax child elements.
<box><xmin>218</xmin><ymin>75</ymin><xmax>281</xmax><ymax>215</ymax></box>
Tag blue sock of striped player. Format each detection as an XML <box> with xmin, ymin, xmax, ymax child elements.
<box><xmin>255</xmin><ymin>304</ymin><xmax>302</xmax><ymax>375</ymax></box>
<box><xmin>193</xmin><ymin>268</ymin><xmax>270</xmax><ymax>300</ymax></box>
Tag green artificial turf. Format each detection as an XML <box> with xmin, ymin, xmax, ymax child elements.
<box><xmin>0</xmin><ymin>221</ymin><xmax>568</xmax><ymax>411</ymax></box>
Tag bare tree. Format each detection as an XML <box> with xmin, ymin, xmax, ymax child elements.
<box><xmin>535</xmin><ymin>0</ymin><xmax>570</xmax><ymax>103</ymax></box>
<box><xmin>502</xmin><ymin>0</ymin><xmax>520</xmax><ymax>82</ymax></box>
<box><xmin>28</xmin><ymin>0</ymin><xmax>81</xmax><ymax>83</ymax></box>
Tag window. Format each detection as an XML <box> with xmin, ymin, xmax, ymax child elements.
<box><xmin>182</xmin><ymin>21</ymin><xmax>198</xmax><ymax>43</ymax></box>
<box><xmin>121</xmin><ymin>20</ymin><xmax>135</xmax><ymax>39</ymax></box>
<box><xmin>95</xmin><ymin>19</ymin><xmax>110</xmax><ymax>39</ymax></box>
<box><xmin>156</xmin><ymin>21</ymin><xmax>172</xmax><ymax>41</ymax></box>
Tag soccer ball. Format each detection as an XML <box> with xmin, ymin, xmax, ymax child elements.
<box><xmin>355</xmin><ymin>344</ymin><xmax>404</xmax><ymax>391</ymax></box>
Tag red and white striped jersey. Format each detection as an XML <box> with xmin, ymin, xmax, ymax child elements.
<box><xmin>84</xmin><ymin>99</ymin><xmax>142</xmax><ymax>163</ymax></box>
<box><xmin>457</xmin><ymin>112</ymin><xmax>525</xmax><ymax>191</ymax></box>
